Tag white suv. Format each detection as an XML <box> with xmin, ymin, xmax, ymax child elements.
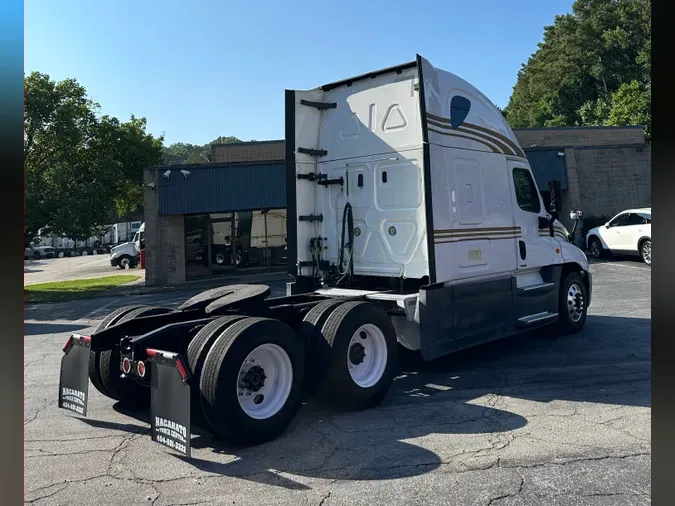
<box><xmin>586</xmin><ymin>208</ymin><xmax>651</xmax><ymax>265</ymax></box>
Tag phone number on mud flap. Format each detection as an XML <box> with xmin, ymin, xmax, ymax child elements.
<box><xmin>156</xmin><ymin>435</ymin><xmax>187</xmax><ymax>454</ymax></box>
<box><xmin>62</xmin><ymin>402</ymin><xmax>84</xmax><ymax>415</ymax></box>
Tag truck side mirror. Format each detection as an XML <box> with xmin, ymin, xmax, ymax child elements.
<box><xmin>547</xmin><ymin>180</ymin><xmax>562</xmax><ymax>216</ymax></box>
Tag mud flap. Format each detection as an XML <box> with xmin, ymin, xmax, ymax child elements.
<box><xmin>147</xmin><ymin>349</ymin><xmax>192</xmax><ymax>458</ymax></box>
<box><xmin>58</xmin><ymin>334</ymin><xmax>91</xmax><ymax>416</ymax></box>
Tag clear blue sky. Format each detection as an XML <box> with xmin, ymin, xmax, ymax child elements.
<box><xmin>25</xmin><ymin>0</ymin><xmax>574</xmax><ymax>146</ymax></box>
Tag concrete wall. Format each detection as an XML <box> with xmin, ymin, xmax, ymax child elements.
<box><xmin>514</xmin><ymin>126</ymin><xmax>645</xmax><ymax>149</ymax></box>
<box><xmin>144</xmin><ymin>168</ymin><xmax>186</xmax><ymax>286</ymax></box>
<box><xmin>514</xmin><ymin>126</ymin><xmax>650</xmax><ymax>245</ymax></box>
<box><xmin>211</xmin><ymin>140</ymin><xmax>285</xmax><ymax>164</ymax></box>
<box><xmin>570</xmin><ymin>145</ymin><xmax>652</xmax><ymax>218</ymax></box>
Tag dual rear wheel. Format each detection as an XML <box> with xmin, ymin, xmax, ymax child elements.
<box><xmin>187</xmin><ymin>300</ymin><xmax>398</xmax><ymax>445</ymax></box>
<box><xmin>89</xmin><ymin>305</ymin><xmax>173</xmax><ymax>406</ymax></box>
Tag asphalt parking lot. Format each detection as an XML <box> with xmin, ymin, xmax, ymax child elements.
<box><xmin>24</xmin><ymin>255</ymin><xmax>144</xmax><ymax>287</ymax></box>
<box><xmin>25</xmin><ymin>258</ymin><xmax>651</xmax><ymax>505</ymax></box>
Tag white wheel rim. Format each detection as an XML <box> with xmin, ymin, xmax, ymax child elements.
<box><xmin>347</xmin><ymin>324</ymin><xmax>388</xmax><ymax>388</ymax></box>
<box><xmin>236</xmin><ymin>343</ymin><xmax>293</xmax><ymax>420</ymax></box>
<box><xmin>120</xmin><ymin>258</ymin><xmax>130</xmax><ymax>268</ymax></box>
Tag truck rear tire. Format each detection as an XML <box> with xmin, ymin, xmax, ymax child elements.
<box><xmin>98</xmin><ymin>306</ymin><xmax>172</xmax><ymax>406</ymax></box>
<box><xmin>89</xmin><ymin>305</ymin><xmax>147</xmax><ymax>399</ymax></box>
<box><xmin>297</xmin><ymin>299</ymin><xmax>344</xmax><ymax>392</ymax></box>
<box><xmin>186</xmin><ymin>315</ymin><xmax>248</xmax><ymax>422</ymax></box>
<box><xmin>199</xmin><ymin>317</ymin><xmax>305</xmax><ymax>445</ymax></box>
<box><xmin>317</xmin><ymin>301</ymin><xmax>398</xmax><ymax>410</ymax></box>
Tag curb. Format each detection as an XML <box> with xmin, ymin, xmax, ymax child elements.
<box><xmin>25</xmin><ymin>271</ymin><xmax>292</xmax><ymax>305</ymax></box>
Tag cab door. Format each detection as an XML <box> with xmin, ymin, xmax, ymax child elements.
<box><xmin>617</xmin><ymin>213</ymin><xmax>647</xmax><ymax>251</ymax></box>
<box><xmin>507</xmin><ymin>161</ymin><xmax>559</xmax><ymax>273</ymax></box>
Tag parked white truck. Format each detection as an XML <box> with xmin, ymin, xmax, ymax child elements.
<box><xmin>58</xmin><ymin>56</ymin><xmax>590</xmax><ymax>455</ymax></box>
<box><xmin>109</xmin><ymin>223</ymin><xmax>144</xmax><ymax>269</ymax></box>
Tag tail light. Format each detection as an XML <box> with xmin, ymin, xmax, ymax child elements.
<box><xmin>176</xmin><ymin>358</ymin><xmax>188</xmax><ymax>382</ymax></box>
<box><xmin>122</xmin><ymin>357</ymin><xmax>132</xmax><ymax>374</ymax></box>
<box><xmin>62</xmin><ymin>337</ymin><xmax>74</xmax><ymax>353</ymax></box>
<box><xmin>62</xmin><ymin>335</ymin><xmax>90</xmax><ymax>353</ymax></box>
<box><xmin>137</xmin><ymin>361</ymin><xmax>146</xmax><ymax>378</ymax></box>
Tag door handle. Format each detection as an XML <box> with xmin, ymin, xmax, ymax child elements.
<box><xmin>519</xmin><ymin>240</ymin><xmax>527</xmax><ymax>260</ymax></box>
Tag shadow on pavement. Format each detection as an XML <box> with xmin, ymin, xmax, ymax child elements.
<box><xmin>108</xmin><ymin>390</ymin><xmax>526</xmax><ymax>489</ymax></box>
<box><xmin>24</xmin><ymin>322</ymin><xmax>90</xmax><ymax>336</ymax></box>
<box><xmin>392</xmin><ymin>315</ymin><xmax>650</xmax><ymax>409</ymax></box>
<box><xmin>72</xmin><ymin>314</ymin><xmax>648</xmax><ymax>490</ymax></box>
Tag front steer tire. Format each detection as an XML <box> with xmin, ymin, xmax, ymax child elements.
<box><xmin>556</xmin><ymin>271</ymin><xmax>588</xmax><ymax>334</ymax></box>
<box><xmin>199</xmin><ymin>317</ymin><xmax>305</xmax><ymax>446</ymax></box>
<box><xmin>317</xmin><ymin>301</ymin><xmax>399</xmax><ymax>411</ymax></box>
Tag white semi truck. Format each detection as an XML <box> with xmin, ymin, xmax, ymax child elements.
<box><xmin>109</xmin><ymin>223</ymin><xmax>144</xmax><ymax>269</ymax></box>
<box><xmin>58</xmin><ymin>56</ymin><xmax>590</xmax><ymax>456</ymax></box>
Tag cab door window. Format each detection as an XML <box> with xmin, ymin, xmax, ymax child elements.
<box><xmin>512</xmin><ymin>168</ymin><xmax>541</xmax><ymax>213</ymax></box>
<box><xmin>608</xmin><ymin>213</ymin><xmax>630</xmax><ymax>227</ymax></box>
<box><xmin>624</xmin><ymin>213</ymin><xmax>645</xmax><ymax>226</ymax></box>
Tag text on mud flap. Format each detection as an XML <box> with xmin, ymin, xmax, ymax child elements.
<box><xmin>61</xmin><ymin>387</ymin><xmax>86</xmax><ymax>406</ymax></box>
<box><xmin>155</xmin><ymin>417</ymin><xmax>187</xmax><ymax>443</ymax></box>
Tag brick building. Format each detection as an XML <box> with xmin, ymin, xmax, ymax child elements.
<box><xmin>143</xmin><ymin>127</ymin><xmax>650</xmax><ymax>286</ymax></box>
<box><xmin>210</xmin><ymin>140</ymin><xmax>284</xmax><ymax>164</ymax></box>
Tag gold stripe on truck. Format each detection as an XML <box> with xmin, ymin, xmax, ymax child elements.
<box><xmin>433</xmin><ymin>226</ymin><xmax>522</xmax><ymax>244</ymax></box>
<box><xmin>426</xmin><ymin>113</ymin><xmax>527</xmax><ymax>159</ymax></box>
<box><xmin>427</xmin><ymin>127</ymin><xmax>501</xmax><ymax>154</ymax></box>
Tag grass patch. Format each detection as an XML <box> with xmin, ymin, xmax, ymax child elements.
<box><xmin>25</xmin><ymin>275</ymin><xmax>140</xmax><ymax>302</ymax></box>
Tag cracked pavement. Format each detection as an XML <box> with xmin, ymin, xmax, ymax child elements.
<box><xmin>25</xmin><ymin>259</ymin><xmax>651</xmax><ymax>505</ymax></box>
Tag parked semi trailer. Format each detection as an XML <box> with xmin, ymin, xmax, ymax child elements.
<box><xmin>58</xmin><ymin>55</ymin><xmax>591</xmax><ymax>456</ymax></box>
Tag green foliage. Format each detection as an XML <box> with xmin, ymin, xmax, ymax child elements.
<box><xmin>24</xmin><ymin>275</ymin><xmax>140</xmax><ymax>302</ymax></box>
<box><xmin>581</xmin><ymin>214</ymin><xmax>614</xmax><ymax>239</ymax></box>
<box><xmin>24</xmin><ymin>72</ymin><xmax>165</xmax><ymax>241</ymax></box>
<box><xmin>580</xmin><ymin>80</ymin><xmax>651</xmax><ymax>140</ymax></box>
<box><xmin>504</xmin><ymin>0</ymin><xmax>651</xmax><ymax>137</ymax></box>
<box><xmin>162</xmin><ymin>135</ymin><xmax>242</xmax><ymax>165</ymax></box>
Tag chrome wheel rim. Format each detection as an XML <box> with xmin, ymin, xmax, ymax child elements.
<box><xmin>642</xmin><ymin>242</ymin><xmax>651</xmax><ymax>265</ymax></box>
<box><xmin>567</xmin><ymin>282</ymin><xmax>585</xmax><ymax>323</ymax></box>
<box><xmin>120</xmin><ymin>257</ymin><xmax>130</xmax><ymax>268</ymax></box>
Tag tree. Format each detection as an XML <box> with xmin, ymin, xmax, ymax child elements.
<box><xmin>162</xmin><ymin>136</ymin><xmax>242</xmax><ymax>165</ymax></box>
<box><xmin>24</xmin><ymin>72</ymin><xmax>164</xmax><ymax>242</ymax></box>
<box><xmin>579</xmin><ymin>80</ymin><xmax>651</xmax><ymax>140</ymax></box>
<box><xmin>504</xmin><ymin>0</ymin><xmax>651</xmax><ymax>136</ymax></box>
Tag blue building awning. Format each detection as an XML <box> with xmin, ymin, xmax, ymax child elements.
<box><xmin>524</xmin><ymin>148</ymin><xmax>568</xmax><ymax>191</ymax></box>
<box><xmin>157</xmin><ymin>162</ymin><xmax>286</xmax><ymax>215</ymax></box>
